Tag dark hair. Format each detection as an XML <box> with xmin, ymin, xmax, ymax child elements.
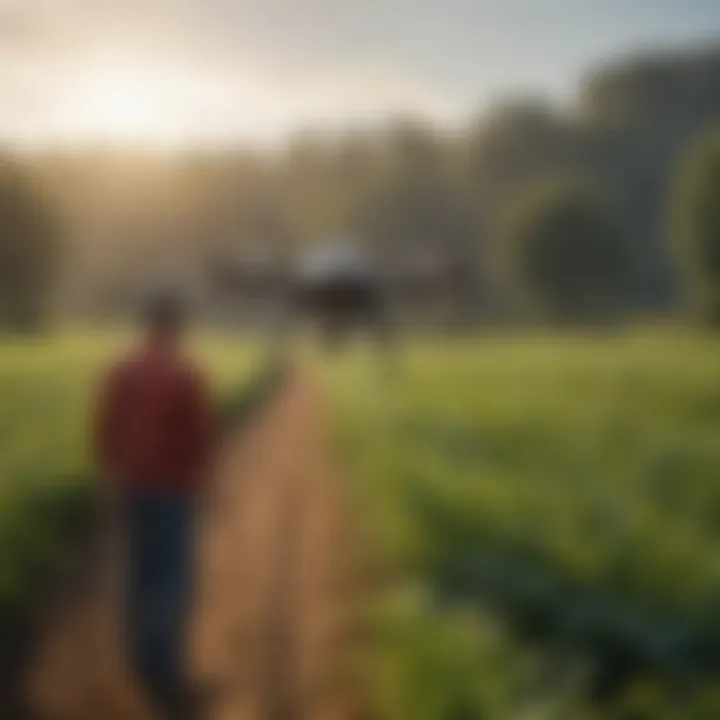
<box><xmin>143</xmin><ymin>290</ymin><xmax>187</xmax><ymax>331</ymax></box>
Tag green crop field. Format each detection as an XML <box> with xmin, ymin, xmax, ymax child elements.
<box><xmin>326</xmin><ymin>334</ymin><xmax>720</xmax><ymax>719</ymax></box>
<box><xmin>0</xmin><ymin>332</ymin><xmax>260</xmax><ymax>617</ymax></box>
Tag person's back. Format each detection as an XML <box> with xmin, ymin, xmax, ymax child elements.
<box><xmin>95</xmin><ymin>293</ymin><xmax>216</xmax><ymax>720</ymax></box>
<box><xmin>99</xmin><ymin>344</ymin><xmax>212</xmax><ymax>495</ymax></box>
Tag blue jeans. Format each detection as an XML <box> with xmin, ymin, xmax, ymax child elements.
<box><xmin>124</xmin><ymin>488</ymin><xmax>195</xmax><ymax>714</ymax></box>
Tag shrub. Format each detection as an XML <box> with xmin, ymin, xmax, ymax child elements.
<box><xmin>671</xmin><ymin>129</ymin><xmax>720</xmax><ymax>326</ymax></box>
<box><xmin>500</xmin><ymin>179</ymin><xmax>628</xmax><ymax>324</ymax></box>
<box><xmin>0</xmin><ymin>159</ymin><xmax>60</xmax><ymax>332</ymax></box>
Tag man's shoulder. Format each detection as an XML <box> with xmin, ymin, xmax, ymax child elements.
<box><xmin>107</xmin><ymin>347</ymin><xmax>206</xmax><ymax>388</ymax></box>
<box><xmin>158</xmin><ymin>350</ymin><xmax>206</xmax><ymax>387</ymax></box>
<box><xmin>177</xmin><ymin>354</ymin><xmax>209</xmax><ymax>390</ymax></box>
<box><xmin>107</xmin><ymin>353</ymin><xmax>137</xmax><ymax>381</ymax></box>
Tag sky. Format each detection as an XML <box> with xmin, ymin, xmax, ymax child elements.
<box><xmin>0</xmin><ymin>0</ymin><xmax>719</xmax><ymax>147</ymax></box>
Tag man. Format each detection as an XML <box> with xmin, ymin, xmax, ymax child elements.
<box><xmin>95</xmin><ymin>292</ymin><xmax>216</xmax><ymax>719</ymax></box>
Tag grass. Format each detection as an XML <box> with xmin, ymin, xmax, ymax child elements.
<box><xmin>325</xmin><ymin>333</ymin><xmax>720</xmax><ymax>719</ymax></box>
<box><xmin>0</xmin><ymin>331</ymin><xmax>262</xmax><ymax>615</ymax></box>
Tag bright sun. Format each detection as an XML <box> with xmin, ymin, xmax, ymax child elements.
<box><xmin>52</xmin><ymin>54</ymin><xmax>288</xmax><ymax>147</ymax></box>
<box><xmin>62</xmin><ymin>63</ymin><xmax>192</xmax><ymax>145</ymax></box>
<box><xmin>87</xmin><ymin>81</ymin><xmax>160</xmax><ymax>139</ymax></box>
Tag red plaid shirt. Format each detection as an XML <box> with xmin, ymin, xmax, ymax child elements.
<box><xmin>95</xmin><ymin>343</ymin><xmax>216</xmax><ymax>494</ymax></box>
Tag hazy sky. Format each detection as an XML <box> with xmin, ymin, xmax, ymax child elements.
<box><xmin>1</xmin><ymin>0</ymin><xmax>719</xmax><ymax>146</ymax></box>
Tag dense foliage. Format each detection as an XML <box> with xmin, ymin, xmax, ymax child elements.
<box><xmin>328</xmin><ymin>336</ymin><xmax>720</xmax><ymax>718</ymax></box>
<box><xmin>500</xmin><ymin>181</ymin><xmax>627</xmax><ymax>322</ymax></box>
<box><xmin>671</xmin><ymin>129</ymin><xmax>720</xmax><ymax>325</ymax></box>
<box><xmin>0</xmin><ymin>160</ymin><xmax>60</xmax><ymax>331</ymax></box>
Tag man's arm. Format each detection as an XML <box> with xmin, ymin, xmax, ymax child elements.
<box><xmin>183</xmin><ymin>368</ymin><xmax>219</xmax><ymax>486</ymax></box>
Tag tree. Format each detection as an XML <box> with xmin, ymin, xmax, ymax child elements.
<box><xmin>0</xmin><ymin>159</ymin><xmax>60</xmax><ymax>331</ymax></box>
<box><xmin>467</xmin><ymin>100</ymin><xmax>582</xmax><ymax>215</ymax></box>
<box><xmin>671</xmin><ymin>128</ymin><xmax>720</xmax><ymax>325</ymax></box>
<box><xmin>355</xmin><ymin>121</ymin><xmax>482</xmax><ymax>321</ymax></box>
<box><xmin>500</xmin><ymin>179</ymin><xmax>628</xmax><ymax>324</ymax></box>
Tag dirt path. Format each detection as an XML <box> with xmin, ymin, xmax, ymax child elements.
<box><xmin>27</xmin><ymin>371</ymin><xmax>361</xmax><ymax>720</ymax></box>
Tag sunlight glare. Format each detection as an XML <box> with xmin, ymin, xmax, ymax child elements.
<box><xmin>62</xmin><ymin>63</ymin><xmax>193</xmax><ymax>146</ymax></box>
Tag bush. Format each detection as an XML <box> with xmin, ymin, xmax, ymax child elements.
<box><xmin>0</xmin><ymin>159</ymin><xmax>60</xmax><ymax>332</ymax></box>
<box><xmin>671</xmin><ymin>129</ymin><xmax>720</xmax><ymax>326</ymax></box>
<box><xmin>499</xmin><ymin>179</ymin><xmax>628</xmax><ymax>324</ymax></box>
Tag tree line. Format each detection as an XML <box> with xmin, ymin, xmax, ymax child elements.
<box><xmin>4</xmin><ymin>42</ymin><xmax>720</xmax><ymax>329</ymax></box>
